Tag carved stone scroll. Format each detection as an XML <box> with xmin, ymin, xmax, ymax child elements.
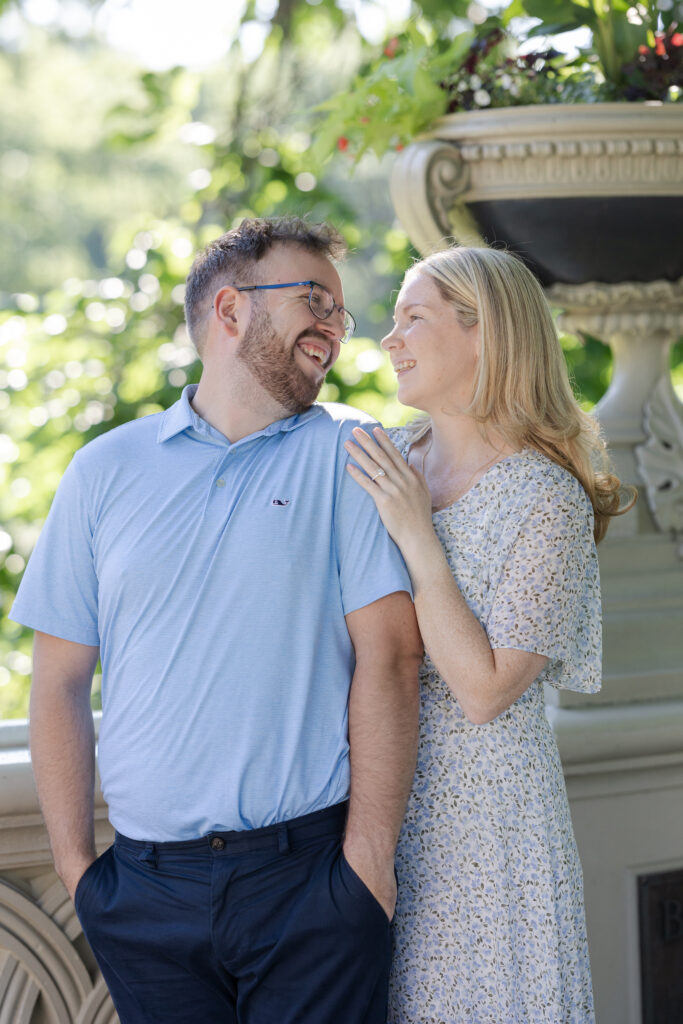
<box><xmin>390</xmin><ymin>141</ymin><xmax>468</xmax><ymax>256</ymax></box>
<box><xmin>635</xmin><ymin>374</ymin><xmax>683</xmax><ymax>537</ymax></box>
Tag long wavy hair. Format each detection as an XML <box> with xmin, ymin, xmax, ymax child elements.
<box><xmin>402</xmin><ymin>246</ymin><xmax>634</xmax><ymax>543</ymax></box>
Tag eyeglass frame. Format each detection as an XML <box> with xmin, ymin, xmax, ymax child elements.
<box><xmin>235</xmin><ymin>280</ymin><xmax>356</xmax><ymax>344</ymax></box>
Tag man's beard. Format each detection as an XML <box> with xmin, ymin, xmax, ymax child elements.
<box><xmin>237</xmin><ymin>300</ymin><xmax>327</xmax><ymax>414</ymax></box>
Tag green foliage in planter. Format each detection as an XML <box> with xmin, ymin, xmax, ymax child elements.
<box><xmin>317</xmin><ymin>3</ymin><xmax>683</xmax><ymax>164</ymax></box>
<box><xmin>313</xmin><ymin>23</ymin><xmax>474</xmax><ymax>162</ymax></box>
<box><xmin>517</xmin><ymin>0</ymin><xmax>683</xmax><ymax>93</ymax></box>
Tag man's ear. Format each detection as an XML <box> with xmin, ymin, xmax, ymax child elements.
<box><xmin>214</xmin><ymin>286</ymin><xmax>245</xmax><ymax>339</ymax></box>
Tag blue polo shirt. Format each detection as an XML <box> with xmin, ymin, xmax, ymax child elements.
<box><xmin>11</xmin><ymin>386</ymin><xmax>411</xmax><ymax>841</ymax></box>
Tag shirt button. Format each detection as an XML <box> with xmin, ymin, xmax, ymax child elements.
<box><xmin>216</xmin><ymin>478</ymin><xmax>226</xmax><ymax>488</ymax></box>
<box><xmin>210</xmin><ymin>837</ymin><xmax>225</xmax><ymax>851</ymax></box>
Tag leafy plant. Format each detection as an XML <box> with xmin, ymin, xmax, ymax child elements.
<box><xmin>515</xmin><ymin>0</ymin><xmax>683</xmax><ymax>91</ymax></box>
<box><xmin>318</xmin><ymin>3</ymin><xmax>683</xmax><ymax>162</ymax></box>
<box><xmin>314</xmin><ymin>23</ymin><xmax>474</xmax><ymax>162</ymax></box>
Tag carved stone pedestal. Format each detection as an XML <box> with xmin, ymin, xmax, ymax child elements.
<box><xmin>544</xmin><ymin>279</ymin><xmax>683</xmax><ymax>1023</ymax></box>
<box><xmin>542</xmin><ymin>282</ymin><xmax>683</xmax><ymax>1024</ymax></box>
<box><xmin>545</xmin><ymin>278</ymin><xmax>683</xmax><ymax>711</ymax></box>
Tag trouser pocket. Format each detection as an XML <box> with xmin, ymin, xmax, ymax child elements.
<box><xmin>73</xmin><ymin>846</ymin><xmax>113</xmax><ymax>919</ymax></box>
<box><xmin>338</xmin><ymin>849</ymin><xmax>392</xmax><ymax>924</ymax></box>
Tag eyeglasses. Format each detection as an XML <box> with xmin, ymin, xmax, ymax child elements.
<box><xmin>236</xmin><ymin>281</ymin><xmax>356</xmax><ymax>344</ymax></box>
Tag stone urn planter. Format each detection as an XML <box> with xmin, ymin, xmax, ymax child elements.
<box><xmin>390</xmin><ymin>102</ymin><xmax>683</xmax><ymax>286</ymax></box>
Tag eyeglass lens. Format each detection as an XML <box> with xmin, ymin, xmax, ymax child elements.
<box><xmin>309</xmin><ymin>284</ymin><xmax>354</xmax><ymax>340</ymax></box>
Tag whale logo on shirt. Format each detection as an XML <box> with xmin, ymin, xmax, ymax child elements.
<box><xmin>272</xmin><ymin>498</ymin><xmax>291</xmax><ymax>506</ymax></box>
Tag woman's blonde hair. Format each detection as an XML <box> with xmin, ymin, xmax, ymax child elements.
<box><xmin>403</xmin><ymin>245</ymin><xmax>634</xmax><ymax>543</ymax></box>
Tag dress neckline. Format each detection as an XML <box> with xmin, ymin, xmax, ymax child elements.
<box><xmin>400</xmin><ymin>430</ymin><xmax>531</xmax><ymax>514</ymax></box>
<box><xmin>431</xmin><ymin>452</ymin><xmax>526</xmax><ymax>513</ymax></box>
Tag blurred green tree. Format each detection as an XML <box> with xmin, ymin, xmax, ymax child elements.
<box><xmin>0</xmin><ymin>0</ymin><xmax>621</xmax><ymax>716</ymax></box>
<box><xmin>0</xmin><ymin>0</ymin><xmax>416</xmax><ymax>715</ymax></box>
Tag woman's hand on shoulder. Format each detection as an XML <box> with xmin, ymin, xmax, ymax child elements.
<box><xmin>344</xmin><ymin>426</ymin><xmax>434</xmax><ymax>555</ymax></box>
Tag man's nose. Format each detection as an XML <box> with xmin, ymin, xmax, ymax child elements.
<box><xmin>315</xmin><ymin>309</ymin><xmax>346</xmax><ymax>344</ymax></box>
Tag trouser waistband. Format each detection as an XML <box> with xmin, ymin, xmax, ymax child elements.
<box><xmin>114</xmin><ymin>801</ymin><xmax>349</xmax><ymax>858</ymax></box>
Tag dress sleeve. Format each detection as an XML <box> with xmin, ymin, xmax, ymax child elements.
<box><xmin>485</xmin><ymin>470</ymin><xmax>601</xmax><ymax>693</ymax></box>
<box><xmin>386</xmin><ymin>425</ymin><xmax>410</xmax><ymax>458</ymax></box>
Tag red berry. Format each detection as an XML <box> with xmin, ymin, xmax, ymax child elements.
<box><xmin>337</xmin><ymin>137</ymin><xmax>349</xmax><ymax>152</ymax></box>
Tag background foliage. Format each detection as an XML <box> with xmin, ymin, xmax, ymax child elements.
<box><xmin>2</xmin><ymin>0</ymin><xmax>676</xmax><ymax>717</ymax></box>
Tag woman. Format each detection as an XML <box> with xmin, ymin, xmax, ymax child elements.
<box><xmin>344</xmin><ymin>246</ymin><xmax>632</xmax><ymax>1024</ymax></box>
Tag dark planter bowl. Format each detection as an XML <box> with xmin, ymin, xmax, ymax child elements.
<box><xmin>391</xmin><ymin>104</ymin><xmax>683</xmax><ymax>287</ymax></box>
<box><xmin>467</xmin><ymin>195</ymin><xmax>683</xmax><ymax>287</ymax></box>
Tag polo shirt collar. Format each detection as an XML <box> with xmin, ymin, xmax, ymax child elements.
<box><xmin>157</xmin><ymin>384</ymin><xmax>322</xmax><ymax>445</ymax></box>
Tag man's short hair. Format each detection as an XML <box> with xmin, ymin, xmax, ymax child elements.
<box><xmin>184</xmin><ymin>216</ymin><xmax>347</xmax><ymax>350</ymax></box>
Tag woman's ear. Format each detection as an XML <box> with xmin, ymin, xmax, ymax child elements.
<box><xmin>472</xmin><ymin>323</ymin><xmax>481</xmax><ymax>361</ymax></box>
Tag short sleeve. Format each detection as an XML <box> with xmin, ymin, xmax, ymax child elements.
<box><xmin>386</xmin><ymin>425</ymin><xmax>411</xmax><ymax>454</ymax></box>
<box><xmin>334</xmin><ymin>424</ymin><xmax>413</xmax><ymax>615</ymax></box>
<box><xmin>485</xmin><ymin>473</ymin><xmax>601</xmax><ymax>693</ymax></box>
<box><xmin>10</xmin><ymin>452</ymin><xmax>100</xmax><ymax>646</ymax></box>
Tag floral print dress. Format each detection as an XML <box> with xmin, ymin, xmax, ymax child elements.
<box><xmin>388</xmin><ymin>432</ymin><xmax>598</xmax><ymax>1024</ymax></box>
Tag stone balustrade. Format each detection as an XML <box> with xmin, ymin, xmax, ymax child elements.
<box><xmin>2</xmin><ymin>703</ymin><xmax>683</xmax><ymax>1022</ymax></box>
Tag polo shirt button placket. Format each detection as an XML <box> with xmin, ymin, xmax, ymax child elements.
<box><xmin>210</xmin><ymin>836</ymin><xmax>225</xmax><ymax>852</ymax></box>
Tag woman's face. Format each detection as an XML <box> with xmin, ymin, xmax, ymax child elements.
<box><xmin>381</xmin><ymin>271</ymin><xmax>479</xmax><ymax>415</ymax></box>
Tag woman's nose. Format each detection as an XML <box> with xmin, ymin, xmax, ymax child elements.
<box><xmin>381</xmin><ymin>325</ymin><xmax>400</xmax><ymax>350</ymax></box>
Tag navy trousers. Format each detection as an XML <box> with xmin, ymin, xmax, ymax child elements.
<box><xmin>74</xmin><ymin>802</ymin><xmax>391</xmax><ymax>1023</ymax></box>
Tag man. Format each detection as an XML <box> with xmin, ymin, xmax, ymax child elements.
<box><xmin>11</xmin><ymin>217</ymin><xmax>422</xmax><ymax>1023</ymax></box>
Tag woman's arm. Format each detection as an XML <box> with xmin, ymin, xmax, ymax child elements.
<box><xmin>399</xmin><ymin>534</ymin><xmax>547</xmax><ymax>723</ymax></box>
<box><xmin>345</xmin><ymin>427</ymin><xmax>547</xmax><ymax>724</ymax></box>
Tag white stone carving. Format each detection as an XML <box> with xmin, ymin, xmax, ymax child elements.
<box><xmin>0</xmin><ymin>718</ymin><xmax>117</xmax><ymax>1022</ymax></box>
<box><xmin>75</xmin><ymin>976</ymin><xmax>118</xmax><ymax>1024</ymax></box>
<box><xmin>391</xmin><ymin>104</ymin><xmax>683</xmax><ymax>255</ymax></box>
<box><xmin>390</xmin><ymin>141</ymin><xmax>467</xmax><ymax>255</ymax></box>
<box><xmin>546</xmin><ymin>281</ymin><xmax>683</xmax><ymax>485</ymax></box>
<box><xmin>0</xmin><ymin>880</ymin><xmax>89</xmax><ymax>1023</ymax></box>
<box><xmin>546</xmin><ymin>277</ymin><xmax>683</xmax><ymax>314</ymax></box>
<box><xmin>0</xmin><ymin>879</ymin><xmax>118</xmax><ymax>1023</ymax></box>
<box><xmin>635</xmin><ymin>374</ymin><xmax>683</xmax><ymax>539</ymax></box>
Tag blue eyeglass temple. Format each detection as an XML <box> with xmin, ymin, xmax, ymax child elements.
<box><xmin>235</xmin><ymin>281</ymin><xmax>355</xmax><ymax>342</ymax></box>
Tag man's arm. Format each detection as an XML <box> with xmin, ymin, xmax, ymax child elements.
<box><xmin>30</xmin><ymin>631</ymin><xmax>100</xmax><ymax>901</ymax></box>
<box><xmin>343</xmin><ymin>590</ymin><xmax>422</xmax><ymax>920</ymax></box>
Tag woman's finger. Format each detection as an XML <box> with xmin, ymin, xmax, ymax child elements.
<box><xmin>346</xmin><ymin>461</ymin><xmax>382</xmax><ymax>498</ymax></box>
<box><xmin>351</xmin><ymin>427</ymin><xmax>408</xmax><ymax>478</ymax></box>
<box><xmin>371</xmin><ymin>427</ymin><xmax>412</xmax><ymax>472</ymax></box>
<box><xmin>344</xmin><ymin>440</ymin><xmax>393</xmax><ymax>484</ymax></box>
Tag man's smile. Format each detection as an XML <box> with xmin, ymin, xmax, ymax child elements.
<box><xmin>296</xmin><ymin>334</ymin><xmax>332</xmax><ymax>370</ymax></box>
